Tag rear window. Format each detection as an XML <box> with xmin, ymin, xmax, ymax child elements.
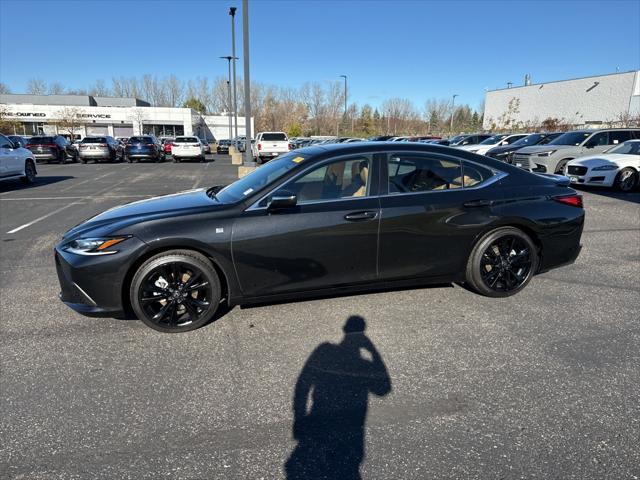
<box><xmin>174</xmin><ymin>137</ymin><xmax>199</xmax><ymax>143</ymax></box>
<box><xmin>261</xmin><ymin>133</ymin><xmax>287</xmax><ymax>141</ymax></box>
<box><xmin>27</xmin><ymin>137</ymin><xmax>55</xmax><ymax>145</ymax></box>
<box><xmin>128</xmin><ymin>136</ymin><xmax>154</xmax><ymax>144</ymax></box>
<box><xmin>82</xmin><ymin>137</ymin><xmax>107</xmax><ymax>143</ymax></box>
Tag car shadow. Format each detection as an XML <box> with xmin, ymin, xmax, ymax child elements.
<box><xmin>0</xmin><ymin>175</ymin><xmax>74</xmax><ymax>193</ymax></box>
<box><xmin>285</xmin><ymin>315</ymin><xmax>391</xmax><ymax>480</ymax></box>
<box><xmin>573</xmin><ymin>185</ymin><xmax>640</xmax><ymax>204</ymax></box>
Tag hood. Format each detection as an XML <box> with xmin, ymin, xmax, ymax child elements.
<box><xmin>516</xmin><ymin>145</ymin><xmax>573</xmax><ymax>154</ymax></box>
<box><xmin>487</xmin><ymin>144</ymin><xmax>519</xmax><ymax>155</ymax></box>
<box><xmin>64</xmin><ymin>188</ymin><xmax>223</xmax><ymax>239</ymax></box>
<box><xmin>457</xmin><ymin>144</ymin><xmax>487</xmax><ymax>151</ymax></box>
<box><xmin>570</xmin><ymin>153</ymin><xmax>635</xmax><ymax>166</ymax></box>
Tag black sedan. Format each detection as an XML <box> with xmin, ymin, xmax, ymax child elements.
<box><xmin>485</xmin><ymin>132</ymin><xmax>562</xmax><ymax>163</ymax></box>
<box><xmin>55</xmin><ymin>143</ymin><xmax>584</xmax><ymax>332</ymax></box>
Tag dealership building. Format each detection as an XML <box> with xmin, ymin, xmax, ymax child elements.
<box><xmin>483</xmin><ymin>70</ymin><xmax>640</xmax><ymax>130</ymax></box>
<box><xmin>0</xmin><ymin>94</ymin><xmax>252</xmax><ymax>141</ymax></box>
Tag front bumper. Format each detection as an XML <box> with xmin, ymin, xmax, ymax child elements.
<box><xmin>565</xmin><ymin>170</ymin><xmax>616</xmax><ymax>187</ymax></box>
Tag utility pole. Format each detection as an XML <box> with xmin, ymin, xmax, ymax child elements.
<box><xmin>450</xmin><ymin>94</ymin><xmax>458</xmax><ymax>134</ymax></box>
<box><xmin>219</xmin><ymin>56</ymin><xmax>235</xmax><ymax>141</ymax></box>
<box><xmin>242</xmin><ymin>0</ymin><xmax>252</xmax><ymax>165</ymax></box>
<box><xmin>229</xmin><ymin>7</ymin><xmax>239</xmax><ymax>146</ymax></box>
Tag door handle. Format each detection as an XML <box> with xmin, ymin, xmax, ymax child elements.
<box><xmin>344</xmin><ymin>211</ymin><xmax>378</xmax><ymax>221</ymax></box>
<box><xmin>463</xmin><ymin>199</ymin><xmax>493</xmax><ymax>208</ymax></box>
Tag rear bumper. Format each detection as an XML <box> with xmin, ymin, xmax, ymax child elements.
<box><xmin>32</xmin><ymin>152</ymin><xmax>58</xmax><ymax>160</ymax></box>
<box><xmin>79</xmin><ymin>150</ymin><xmax>111</xmax><ymax>159</ymax></box>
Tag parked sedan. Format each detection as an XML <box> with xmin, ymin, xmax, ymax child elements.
<box><xmin>486</xmin><ymin>133</ymin><xmax>562</xmax><ymax>163</ymax></box>
<box><xmin>78</xmin><ymin>136</ymin><xmax>123</xmax><ymax>163</ymax></box>
<box><xmin>201</xmin><ymin>139</ymin><xmax>211</xmax><ymax>154</ymax></box>
<box><xmin>162</xmin><ymin>138</ymin><xmax>175</xmax><ymax>155</ymax></box>
<box><xmin>55</xmin><ymin>143</ymin><xmax>584</xmax><ymax>333</ymax></box>
<box><xmin>565</xmin><ymin>140</ymin><xmax>640</xmax><ymax>191</ymax></box>
<box><xmin>26</xmin><ymin>135</ymin><xmax>76</xmax><ymax>163</ymax></box>
<box><xmin>125</xmin><ymin>136</ymin><xmax>165</xmax><ymax>163</ymax></box>
<box><xmin>216</xmin><ymin>139</ymin><xmax>231</xmax><ymax>154</ymax></box>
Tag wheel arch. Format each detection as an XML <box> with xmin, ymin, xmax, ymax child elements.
<box><xmin>470</xmin><ymin>220</ymin><xmax>544</xmax><ymax>271</ymax></box>
<box><xmin>25</xmin><ymin>156</ymin><xmax>37</xmax><ymax>174</ymax></box>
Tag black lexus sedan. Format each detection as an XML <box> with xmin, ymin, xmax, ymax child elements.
<box><xmin>55</xmin><ymin>143</ymin><xmax>584</xmax><ymax>333</ymax></box>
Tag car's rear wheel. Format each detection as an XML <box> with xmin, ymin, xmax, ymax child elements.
<box><xmin>130</xmin><ymin>250</ymin><xmax>221</xmax><ymax>333</ymax></box>
<box><xmin>615</xmin><ymin>167</ymin><xmax>637</xmax><ymax>192</ymax></box>
<box><xmin>21</xmin><ymin>159</ymin><xmax>36</xmax><ymax>184</ymax></box>
<box><xmin>465</xmin><ymin>227</ymin><xmax>538</xmax><ymax>297</ymax></box>
<box><xmin>126</xmin><ymin>156</ymin><xmax>133</xmax><ymax>163</ymax></box>
<box><xmin>173</xmin><ymin>156</ymin><xmax>180</xmax><ymax>163</ymax></box>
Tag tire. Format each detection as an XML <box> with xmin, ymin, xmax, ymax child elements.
<box><xmin>465</xmin><ymin>227</ymin><xmax>539</xmax><ymax>298</ymax></box>
<box><xmin>256</xmin><ymin>156</ymin><xmax>263</xmax><ymax>165</ymax></box>
<box><xmin>21</xmin><ymin>159</ymin><xmax>37</xmax><ymax>184</ymax></box>
<box><xmin>614</xmin><ymin>167</ymin><xmax>638</xmax><ymax>192</ymax></box>
<box><xmin>81</xmin><ymin>158</ymin><xmax>87</xmax><ymax>164</ymax></box>
<box><xmin>126</xmin><ymin>156</ymin><xmax>133</xmax><ymax>163</ymax></box>
<box><xmin>130</xmin><ymin>250</ymin><xmax>221</xmax><ymax>333</ymax></box>
<box><xmin>554</xmin><ymin>158</ymin><xmax>572</xmax><ymax>175</ymax></box>
<box><xmin>200</xmin><ymin>155</ymin><xmax>205</xmax><ymax>163</ymax></box>
<box><xmin>58</xmin><ymin>151</ymin><xmax>65</xmax><ymax>164</ymax></box>
<box><xmin>173</xmin><ymin>156</ymin><xmax>180</xmax><ymax>163</ymax></box>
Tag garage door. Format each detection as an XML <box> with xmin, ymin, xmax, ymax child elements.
<box><xmin>86</xmin><ymin>125</ymin><xmax>109</xmax><ymax>136</ymax></box>
<box><xmin>114</xmin><ymin>125</ymin><xmax>134</xmax><ymax>137</ymax></box>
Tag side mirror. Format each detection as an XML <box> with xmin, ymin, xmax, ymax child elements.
<box><xmin>268</xmin><ymin>190</ymin><xmax>297</xmax><ymax>210</ymax></box>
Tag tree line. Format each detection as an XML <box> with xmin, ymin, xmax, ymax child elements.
<box><xmin>0</xmin><ymin>77</ymin><xmax>484</xmax><ymax>137</ymax></box>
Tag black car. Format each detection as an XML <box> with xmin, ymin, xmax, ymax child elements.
<box><xmin>216</xmin><ymin>139</ymin><xmax>231</xmax><ymax>154</ymax></box>
<box><xmin>8</xmin><ymin>135</ymin><xmax>28</xmax><ymax>148</ymax></box>
<box><xmin>450</xmin><ymin>134</ymin><xmax>493</xmax><ymax>146</ymax></box>
<box><xmin>55</xmin><ymin>143</ymin><xmax>584</xmax><ymax>333</ymax></box>
<box><xmin>125</xmin><ymin>135</ymin><xmax>165</xmax><ymax>163</ymax></box>
<box><xmin>485</xmin><ymin>133</ymin><xmax>562</xmax><ymax>163</ymax></box>
<box><xmin>26</xmin><ymin>135</ymin><xmax>77</xmax><ymax>163</ymax></box>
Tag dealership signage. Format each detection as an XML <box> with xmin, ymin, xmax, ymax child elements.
<box><xmin>14</xmin><ymin>112</ymin><xmax>46</xmax><ymax>117</ymax></box>
<box><xmin>8</xmin><ymin>111</ymin><xmax>112</xmax><ymax>119</ymax></box>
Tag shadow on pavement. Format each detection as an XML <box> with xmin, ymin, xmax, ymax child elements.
<box><xmin>0</xmin><ymin>175</ymin><xmax>74</xmax><ymax>193</ymax></box>
<box><xmin>285</xmin><ymin>315</ymin><xmax>392</xmax><ymax>480</ymax></box>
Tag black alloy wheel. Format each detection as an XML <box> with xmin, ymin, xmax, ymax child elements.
<box><xmin>465</xmin><ymin>227</ymin><xmax>538</xmax><ymax>297</ymax></box>
<box><xmin>130</xmin><ymin>250</ymin><xmax>221</xmax><ymax>332</ymax></box>
<box><xmin>615</xmin><ymin>168</ymin><xmax>637</xmax><ymax>192</ymax></box>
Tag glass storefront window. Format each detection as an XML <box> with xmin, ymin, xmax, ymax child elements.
<box><xmin>142</xmin><ymin>124</ymin><xmax>185</xmax><ymax>137</ymax></box>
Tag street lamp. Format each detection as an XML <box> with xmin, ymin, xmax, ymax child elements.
<box><xmin>242</xmin><ymin>0</ymin><xmax>253</xmax><ymax>166</ymax></box>
<box><xmin>229</xmin><ymin>7</ymin><xmax>239</xmax><ymax>146</ymax></box>
<box><xmin>339</xmin><ymin>74</ymin><xmax>347</xmax><ymax>135</ymax></box>
<box><xmin>219</xmin><ymin>56</ymin><xmax>237</xmax><ymax>141</ymax></box>
<box><xmin>450</xmin><ymin>94</ymin><xmax>458</xmax><ymax>133</ymax></box>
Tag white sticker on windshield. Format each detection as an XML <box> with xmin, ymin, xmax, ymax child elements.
<box><xmin>243</xmin><ymin>188</ymin><xmax>254</xmax><ymax>196</ymax></box>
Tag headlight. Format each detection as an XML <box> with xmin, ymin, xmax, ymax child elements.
<box><xmin>537</xmin><ymin>150</ymin><xmax>557</xmax><ymax>157</ymax></box>
<box><xmin>592</xmin><ymin>164</ymin><xmax>618</xmax><ymax>171</ymax></box>
<box><xmin>63</xmin><ymin>236</ymin><xmax>130</xmax><ymax>255</ymax></box>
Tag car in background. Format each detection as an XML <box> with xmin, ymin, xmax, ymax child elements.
<box><xmin>457</xmin><ymin>134</ymin><xmax>529</xmax><ymax>156</ymax></box>
<box><xmin>513</xmin><ymin>128</ymin><xmax>640</xmax><ymax>174</ymax></box>
<box><xmin>172</xmin><ymin>136</ymin><xmax>205</xmax><ymax>163</ymax></box>
<box><xmin>253</xmin><ymin>131</ymin><xmax>290</xmax><ymax>164</ymax></box>
<box><xmin>448</xmin><ymin>134</ymin><xmax>494</xmax><ymax>147</ymax></box>
<box><xmin>8</xmin><ymin>135</ymin><xmax>28</xmax><ymax>148</ymax></box>
<box><xmin>216</xmin><ymin>139</ymin><xmax>231</xmax><ymax>154</ymax></box>
<box><xmin>0</xmin><ymin>134</ymin><xmax>37</xmax><ymax>184</ymax></box>
<box><xmin>26</xmin><ymin>135</ymin><xmax>76</xmax><ymax>164</ymax></box>
<box><xmin>368</xmin><ymin>135</ymin><xmax>395</xmax><ymax>141</ymax></box>
<box><xmin>54</xmin><ymin>142</ymin><xmax>584</xmax><ymax>332</ymax></box>
<box><xmin>565</xmin><ymin>140</ymin><xmax>640</xmax><ymax>191</ymax></box>
<box><xmin>162</xmin><ymin>138</ymin><xmax>175</xmax><ymax>155</ymax></box>
<box><xmin>201</xmin><ymin>139</ymin><xmax>211</xmax><ymax>154</ymax></box>
<box><xmin>78</xmin><ymin>136</ymin><xmax>123</xmax><ymax>163</ymax></box>
<box><xmin>125</xmin><ymin>136</ymin><xmax>165</xmax><ymax>163</ymax></box>
<box><xmin>486</xmin><ymin>132</ymin><xmax>562</xmax><ymax>163</ymax></box>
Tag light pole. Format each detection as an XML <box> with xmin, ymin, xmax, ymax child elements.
<box><xmin>242</xmin><ymin>0</ymin><xmax>252</xmax><ymax>165</ymax></box>
<box><xmin>229</xmin><ymin>7</ymin><xmax>239</xmax><ymax>146</ymax></box>
<box><xmin>450</xmin><ymin>94</ymin><xmax>458</xmax><ymax>134</ymax></box>
<box><xmin>219</xmin><ymin>56</ymin><xmax>236</xmax><ymax>141</ymax></box>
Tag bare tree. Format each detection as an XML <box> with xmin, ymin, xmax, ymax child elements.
<box><xmin>54</xmin><ymin>107</ymin><xmax>83</xmax><ymax>140</ymax></box>
<box><xmin>89</xmin><ymin>79</ymin><xmax>110</xmax><ymax>97</ymax></box>
<box><xmin>165</xmin><ymin>75</ymin><xmax>184</xmax><ymax>107</ymax></box>
<box><xmin>26</xmin><ymin>78</ymin><xmax>47</xmax><ymax>95</ymax></box>
<box><xmin>0</xmin><ymin>104</ymin><xmax>20</xmax><ymax>134</ymax></box>
<box><xmin>48</xmin><ymin>82</ymin><xmax>66</xmax><ymax>95</ymax></box>
<box><xmin>128</xmin><ymin>108</ymin><xmax>147</xmax><ymax>134</ymax></box>
<box><xmin>0</xmin><ymin>82</ymin><xmax>11</xmax><ymax>94</ymax></box>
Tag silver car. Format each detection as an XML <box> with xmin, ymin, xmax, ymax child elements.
<box><xmin>78</xmin><ymin>136</ymin><xmax>123</xmax><ymax>163</ymax></box>
<box><xmin>513</xmin><ymin>128</ymin><xmax>640</xmax><ymax>174</ymax></box>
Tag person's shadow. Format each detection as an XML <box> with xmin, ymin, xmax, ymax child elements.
<box><xmin>285</xmin><ymin>315</ymin><xmax>392</xmax><ymax>480</ymax></box>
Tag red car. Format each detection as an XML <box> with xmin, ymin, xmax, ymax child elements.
<box><xmin>162</xmin><ymin>138</ymin><xmax>174</xmax><ymax>154</ymax></box>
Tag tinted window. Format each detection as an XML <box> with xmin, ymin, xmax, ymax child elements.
<box><xmin>0</xmin><ymin>135</ymin><xmax>12</xmax><ymax>149</ymax></box>
<box><xmin>609</xmin><ymin>131</ymin><xmax>631</xmax><ymax>145</ymax></box>
<box><xmin>547</xmin><ymin>131</ymin><xmax>591</xmax><ymax>146</ymax></box>
<box><xmin>128</xmin><ymin>136</ymin><xmax>154</xmax><ymax>144</ymax></box>
<box><xmin>505</xmin><ymin>135</ymin><xmax>527</xmax><ymax>144</ymax></box>
<box><xmin>511</xmin><ymin>134</ymin><xmax>543</xmax><ymax>146</ymax></box>
<box><xmin>82</xmin><ymin>137</ymin><xmax>108</xmax><ymax>143</ymax></box>
<box><xmin>586</xmin><ymin>132</ymin><xmax>608</xmax><ymax>147</ymax></box>
<box><xmin>388</xmin><ymin>155</ymin><xmax>462</xmax><ymax>193</ymax></box>
<box><xmin>462</xmin><ymin>161</ymin><xmax>495</xmax><ymax>187</ymax></box>
<box><xmin>261</xmin><ymin>133</ymin><xmax>287</xmax><ymax>141</ymax></box>
<box><xmin>479</xmin><ymin>134</ymin><xmax>509</xmax><ymax>145</ymax></box>
<box><xmin>285</xmin><ymin>157</ymin><xmax>370</xmax><ymax>202</ymax></box>
<box><xmin>27</xmin><ymin>137</ymin><xmax>55</xmax><ymax>145</ymax></box>
<box><xmin>174</xmin><ymin>137</ymin><xmax>200</xmax><ymax>143</ymax></box>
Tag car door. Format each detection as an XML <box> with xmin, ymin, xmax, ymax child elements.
<box><xmin>0</xmin><ymin>134</ymin><xmax>18</xmax><ymax>177</ymax></box>
<box><xmin>379</xmin><ymin>151</ymin><xmax>504</xmax><ymax>280</ymax></box>
<box><xmin>232</xmin><ymin>154</ymin><xmax>381</xmax><ymax>297</ymax></box>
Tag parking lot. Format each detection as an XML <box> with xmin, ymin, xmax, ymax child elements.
<box><xmin>1</xmin><ymin>157</ymin><xmax>639</xmax><ymax>479</ymax></box>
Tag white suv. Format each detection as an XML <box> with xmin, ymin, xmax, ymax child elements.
<box><xmin>172</xmin><ymin>136</ymin><xmax>206</xmax><ymax>163</ymax></box>
<box><xmin>252</xmin><ymin>132</ymin><xmax>290</xmax><ymax>164</ymax></box>
<box><xmin>0</xmin><ymin>134</ymin><xmax>37</xmax><ymax>185</ymax></box>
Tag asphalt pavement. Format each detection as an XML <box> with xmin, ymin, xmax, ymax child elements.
<box><xmin>1</xmin><ymin>155</ymin><xmax>639</xmax><ymax>479</ymax></box>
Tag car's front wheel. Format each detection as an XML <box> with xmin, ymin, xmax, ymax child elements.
<box><xmin>21</xmin><ymin>159</ymin><xmax>36</xmax><ymax>184</ymax></box>
<box><xmin>615</xmin><ymin>167</ymin><xmax>638</xmax><ymax>192</ymax></box>
<box><xmin>130</xmin><ymin>250</ymin><xmax>221</xmax><ymax>333</ymax></box>
<box><xmin>465</xmin><ymin>227</ymin><xmax>539</xmax><ymax>297</ymax></box>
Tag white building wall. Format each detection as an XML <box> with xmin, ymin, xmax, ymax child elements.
<box><xmin>483</xmin><ymin>71</ymin><xmax>638</xmax><ymax>129</ymax></box>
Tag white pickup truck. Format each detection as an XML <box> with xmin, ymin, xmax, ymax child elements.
<box><xmin>252</xmin><ymin>132</ymin><xmax>290</xmax><ymax>164</ymax></box>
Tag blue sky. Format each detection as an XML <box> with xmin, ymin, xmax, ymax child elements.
<box><xmin>1</xmin><ymin>0</ymin><xmax>638</xmax><ymax>111</ymax></box>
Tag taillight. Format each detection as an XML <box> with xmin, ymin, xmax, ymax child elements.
<box><xmin>258</xmin><ymin>143</ymin><xmax>262</xmax><ymax>150</ymax></box>
<box><xmin>98</xmin><ymin>143</ymin><xmax>107</xmax><ymax>147</ymax></box>
<box><xmin>554</xmin><ymin>194</ymin><xmax>583</xmax><ymax>208</ymax></box>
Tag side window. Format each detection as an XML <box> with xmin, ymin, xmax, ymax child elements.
<box><xmin>506</xmin><ymin>135</ymin><xmax>525</xmax><ymax>144</ymax></box>
<box><xmin>609</xmin><ymin>131</ymin><xmax>631</xmax><ymax>145</ymax></box>
<box><xmin>0</xmin><ymin>134</ymin><xmax>12</xmax><ymax>149</ymax></box>
<box><xmin>461</xmin><ymin>161</ymin><xmax>495</xmax><ymax>187</ymax></box>
<box><xmin>388</xmin><ymin>155</ymin><xmax>462</xmax><ymax>193</ymax></box>
<box><xmin>286</xmin><ymin>157</ymin><xmax>371</xmax><ymax>203</ymax></box>
<box><xmin>631</xmin><ymin>130</ymin><xmax>640</xmax><ymax>140</ymax></box>
<box><xmin>585</xmin><ymin>132</ymin><xmax>608</xmax><ymax>147</ymax></box>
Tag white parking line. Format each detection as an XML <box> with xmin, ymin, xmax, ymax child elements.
<box><xmin>0</xmin><ymin>195</ymin><xmax>152</xmax><ymax>201</ymax></box>
<box><xmin>59</xmin><ymin>169</ymin><xmax>120</xmax><ymax>192</ymax></box>
<box><xmin>6</xmin><ymin>202</ymin><xmax>83</xmax><ymax>234</ymax></box>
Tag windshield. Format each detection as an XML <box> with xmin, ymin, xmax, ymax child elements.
<box><xmin>175</xmin><ymin>137</ymin><xmax>199</xmax><ymax>143</ymax></box>
<box><xmin>261</xmin><ymin>133</ymin><xmax>287</xmax><ymax>141</ymax></box>
<box><xmin>215</xmin><ymin>151</ymin><xmax>302</xmax><ymax>203</ymax></box>
<box><xmin>82</xmin><ymin>137</ymin><xmax>107</xmax><ymax>143</ymax></box>
<box><xmin>27</xmin><ymin>137</ymin><xmax>55</xmax><ymax>144</ymax></box>
<box><xmin>606</xmin><ymin>141</ymin><xmax>640</xmax><ymax>155</ymax></box>
<box><xmin>128</xmin><ymin>136</ymin><xmax>154</xmax><ymax>144</ymax></box>
<box><xmin>547</xmin><ymin>131</ymin><xmax>591</xmax><ymax>146</ymax></box>
<box><xmin>479</xmin><ymin>134</ymin><xmax>508</xmax><ymax>145</ymax></box>
<box><xmin>511</xmin><ymin>134</ymin><xmax>542</xmax><ymax>146</ymax></box>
